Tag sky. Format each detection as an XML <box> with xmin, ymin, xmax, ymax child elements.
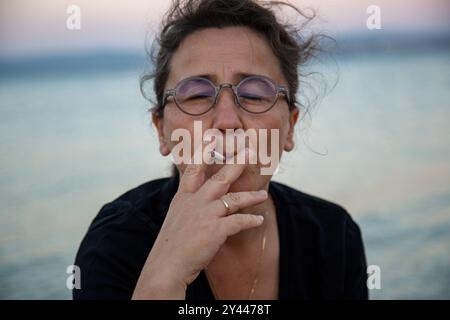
<box><xmin>0</xmin><ymin>0</ymin><xmax>449</xmax><ymax>58</ymax></box>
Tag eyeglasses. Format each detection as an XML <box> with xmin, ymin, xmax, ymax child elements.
<box><xmin>162</xmin><ymin>75</ymin><xmax>291</xmax><ymax>116</ymax></box>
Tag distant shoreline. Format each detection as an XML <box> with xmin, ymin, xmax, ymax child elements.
<box><xmin>1</xmin><ymin>33</ymin><xmax>449</xmax><ymax>78</ymax></box>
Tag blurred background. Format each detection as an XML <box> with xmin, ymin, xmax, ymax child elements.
<box><xmin>0</xmin><ymin>0</ymin><xmax>449</xmax><ymax>299</ymax></box>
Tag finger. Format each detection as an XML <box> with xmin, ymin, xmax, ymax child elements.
<box><xmin>220</xmin><ymin>213</ymin><xmax>264</xmax><ymax>237</ymax></box>
<box><xmin>178</xmin><ymin>138</ymin><xmax>216</xmax><ymax>193</ymax></box>
<box><xmin>212</xmin><ymin>190</ymin><xmax>268</xmax><ymax>217</ymax></box>
<box><xmin>199</xmin><ymin>148</ymin><xmax>253</xmax><ymax>199</ymax></box>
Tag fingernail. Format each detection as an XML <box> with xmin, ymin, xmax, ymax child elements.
<box><xmin>252</xmin><ymin>190</ymin><xmax>267</xmax><ymax>197</ymax></box>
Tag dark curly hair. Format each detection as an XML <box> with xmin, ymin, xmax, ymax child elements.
<box><xmin>140</xmin><ymin>0</ymin><xmax>326</xmax><ymax>118</ymax></box>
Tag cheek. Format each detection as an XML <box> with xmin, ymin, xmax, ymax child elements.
<box><xmin>256</xmin><ymin>110</ymin><xmax>290</xmax><ymax>152</ymax></box>
<box><xmin>162</xmin><ymin>111</ymin><xmax>192</xmax><ymax>148</ymax></box>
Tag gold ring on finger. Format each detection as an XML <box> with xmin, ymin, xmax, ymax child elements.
<box><xmin>220</xmin><ymin>197</ymin><xmax>231</xmax><ymax>215</ymax></box>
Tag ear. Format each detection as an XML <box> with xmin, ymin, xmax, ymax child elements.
<box><xmin>284</xmin><ymin>106</ymin><xmax>299</xmax><ymax>152</ymax></box>
<box><xmin>152</xmin><ymin>112</ymin><xmax>171</xmax><ymax>156</ymax></box>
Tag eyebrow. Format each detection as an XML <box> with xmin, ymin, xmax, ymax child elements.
<box><xmin>181</xmin><ymin>72</ymin><xmax>262</xmax><ymax>84</ymax></box>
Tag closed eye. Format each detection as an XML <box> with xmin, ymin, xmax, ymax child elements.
<box><xmin>186</xmin><ymin>93</ymin><xmax>212</xmax><ymax>100</ymax></box>
<box><xmin>239</xmin><ymin>94</ymin><xmax>263</xmax><ymax>101</ymax></box>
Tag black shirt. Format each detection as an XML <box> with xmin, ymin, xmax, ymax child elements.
<box><xmin>73</xmin><ymin>175</ymin><xmax>368</xmax><ymax>300</ymax></box>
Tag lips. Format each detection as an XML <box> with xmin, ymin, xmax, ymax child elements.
<box><xmin>210</xmin><ymin>133</ymin><xmax>250</xmax><ymax>162</ymax></box>
<box><xmin>224</xmin><ymin>152</ymin><xmax>236</xmax><ymax>159</ymax></box>
<box><xmin>215</xmin><ymin>141</ymin><xmax>244</xmax><ymax>158</ymax></box>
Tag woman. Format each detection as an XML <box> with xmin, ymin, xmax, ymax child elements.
<box><xmin>74</xmin><ymin>0</ymin><xmax>368</xmax><ymax>300</ymax></box>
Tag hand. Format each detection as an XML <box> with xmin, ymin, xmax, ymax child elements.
<box><xmin>132</xmin><ymin>143</ymin><xmax>267</xmax><ymax>299</ymax></box>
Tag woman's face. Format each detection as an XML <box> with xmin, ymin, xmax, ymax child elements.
<box><xmin>153</xmin><ymin>26</ymin><xmax>299</xmax><ymax>193</ymax></box>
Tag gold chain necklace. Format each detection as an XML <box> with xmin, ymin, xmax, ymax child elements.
<box><xmin>206</xmin><ymin>212</ymin><xmax>267</xmax><ymax>300</ymax></box>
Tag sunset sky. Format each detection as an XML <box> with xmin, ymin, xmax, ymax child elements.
<box><xmin>0</xmin><ymin>0</ymin><xmax>449</xmax><ymax>57</ymax></box>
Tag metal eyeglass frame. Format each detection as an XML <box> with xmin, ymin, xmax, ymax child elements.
<box><xmin>162</xmin><ymin>75</ymin><xmax>291</xmax><ymax>116</ymax></box>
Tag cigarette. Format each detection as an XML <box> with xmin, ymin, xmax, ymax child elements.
<box><xmin>211</xmin><ymin>150</ymin><xmax>225</xmax><ymax>162</ymax></box>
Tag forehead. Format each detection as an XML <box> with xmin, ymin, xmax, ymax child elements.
<box><xmin>167</xmin><ymin>26</ymin><xmax>285</xmax><ymax>86</ymax></box>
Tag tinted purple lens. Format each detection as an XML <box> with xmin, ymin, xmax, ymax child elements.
<box><xmin>175</xmin><ymin>78</ymin><xmax>215</xmax><ymax>114</ymax></box>
<box><xmin>176</xmin><ymin>78</ymin><xmax>214</xmax><ymax>102</ymax></box>
<box><xmin>237</xmin><ymin>77</ymin><xmax>277</xmax><ymax>112</ymax></box>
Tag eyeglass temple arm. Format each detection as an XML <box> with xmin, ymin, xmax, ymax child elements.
<box><xmin>278</xmin><ymin>86</ymin><xmax>291</xmax><ymax>105</ymax></box>
<box><xmin>162</xmin><ymin>89</ymin><xmax>176</xmax><ymax>106</ymax></box>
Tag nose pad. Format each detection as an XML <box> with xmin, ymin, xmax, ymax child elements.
<box><xmin>214</xmin><ymin>84</ymin><xmax>239</xmax><ymax>109</ymax></box>
<box><xmin>212</xmin><ymin>84</ymin><xmax>243</xmax><ymax>133</ymax></box>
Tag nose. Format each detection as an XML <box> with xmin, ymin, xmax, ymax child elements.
<box><xmin>212</xmin><ymin>84</ymin><xmax>243</xmax><ymax>134</ymax></box>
